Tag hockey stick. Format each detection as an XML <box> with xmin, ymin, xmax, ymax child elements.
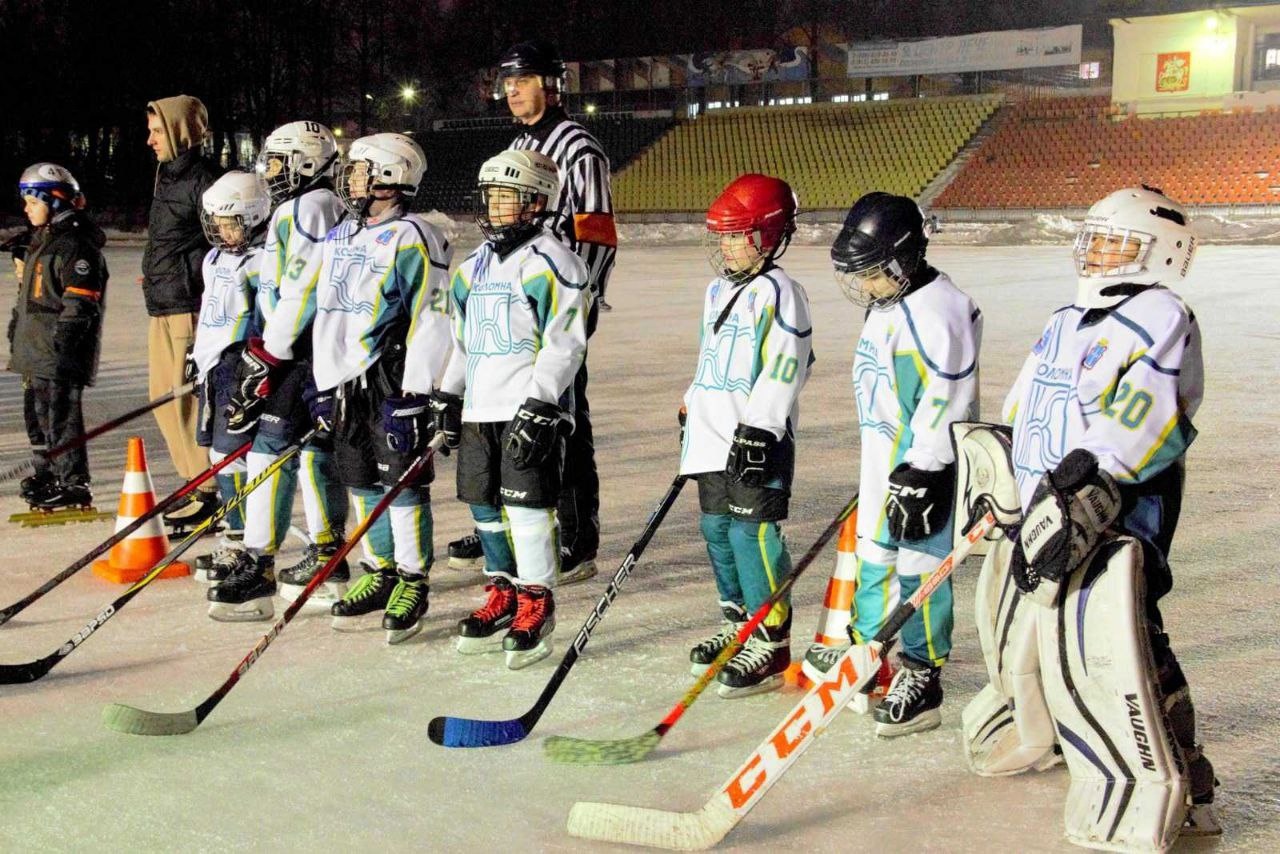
<box><xmin>428</xmin><ymin>474</ymin><xmax>689</xmax><ymax>748</ymax></box>
<box><xmin>0</xmin><ymin>428</ymin><xmax>317</xmax><ymax>685</ymax></box>
<box><xmin>101</xmin><ymin>434</ymin><xmax>444</xmax><ymax>736</ymax></box>
<box><xmin>0</xmin><ymin>383</ymin><xmax>197</xmax><ymax>485</ymax></box>
<box><xmin>566</xmin><ymin>508</ymin><xmax>998</xmax><ymax>850</ymax></box>
<box><xmin>0</xmin><ymin>440</ymin><xmax>252</xmax><ymax>627</ymax></box>
<box><xmin>545</xmin><ymin>492</ymin><xmax>859</xmax><ymax>765</ymax></box>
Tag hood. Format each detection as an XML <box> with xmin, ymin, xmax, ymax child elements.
<box><xmin>147</xmin><ymin>95</ymin><xmax>209</xmax><ymax>161</ymax></box>
<box><xmin>50</xmin><ymin>209</ymin><xmax>107</xmax><ymax>249</ymax></box>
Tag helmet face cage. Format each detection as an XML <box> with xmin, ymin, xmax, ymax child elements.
<box><xmin>337</xmin><ymin>158</ymin><xmax>408</xmax><ymax>217</ymax></box>
<box><xmin>1072</xmin><ymin>223</ymin><xmax>1153</xmax><ymax>280</ymax></box>
<box><xmin>201</xmin><ymin>211</ymin><xmax>251</xmax><ymax>254</ymax></box>
<box><xmin>705</xmin><ymin>227</ymin><xmax>776</xmax><ymax>285</ymax></box>
<box><xmin>834</xmin><ymin>259</ymin><xmax>911</xmax><ymax>310</ymax></box>
<box><xmin>475</xmin><ymin>183</ymin><xmax>547</xmax><ymax>248</ymax></box>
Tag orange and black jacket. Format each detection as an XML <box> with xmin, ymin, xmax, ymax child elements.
<box><xmin>8</xmin><ymin>210</ymin><xmax>108</xmax><ymax>386</ymax></box>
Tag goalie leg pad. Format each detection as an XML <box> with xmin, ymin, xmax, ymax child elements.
<box><xmin>1038</xmin><ymin>537</ymin><xmax>1188</xmax><ymax>853</ymax></box>
<box><xmin>962</xmin><ymin>534</ymin><xmax>1059</xmax><ymax>776</ymax></box>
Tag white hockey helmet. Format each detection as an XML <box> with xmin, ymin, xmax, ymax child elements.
<box><xmin>475</xmin><ymin>150</ymin><xmax>560</xmax><ymax>250</ymax></box>
<box><xmin>338</xmin><ymin>132</ymin><xmax>426</xmax><ymax>216</ymax></box>
<box><xmin>201</xmin><ymin>170</ymin><xmax>272</xmax><ymax>253</ymax></box>
<box><xmin>256</xmin><ymin>120</ymin><xmax>339</xmax><ymax>203</ymax></box>
<box><xmin>1072</xmin><ymin>186</ymin><xmax>1196</xmax><ymax>309</ymax></box>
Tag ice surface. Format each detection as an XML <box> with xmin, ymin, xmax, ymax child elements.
<box><xmin>0</xmin><ymin>244</ymin><xmax>1276</xmax><ymax>852</ymax></box>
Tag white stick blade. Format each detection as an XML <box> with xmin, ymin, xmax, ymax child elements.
<box><xmin>102</xmin><ymin>703</ymin><xmax>199</xmax><ymax>736</ymax></box>
<box><xmin>567</xmin><ymin>796</ymin><xmax>737</xmax><ymax>851</ymax></box>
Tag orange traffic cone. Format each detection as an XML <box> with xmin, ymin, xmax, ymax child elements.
<box><xmin>92</xmin><ymin>437</ymin><xmax>190</xmax><ymax>583</ymax></box>
<box><xmin>811</xmin><ymin>512</ymin><xmax>858</xmax><ymax>647</ymax></box>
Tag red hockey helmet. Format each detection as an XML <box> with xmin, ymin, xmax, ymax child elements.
<box><xmin>705</xmin><ymin>174</ymin><xmax>798</xmax><ymax>282</ymax></box>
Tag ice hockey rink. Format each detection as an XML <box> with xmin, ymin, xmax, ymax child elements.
<box><xmin>0</xmin><ymin>239</ymin><xmax>1277</xmax><ymax>852</ymax></box>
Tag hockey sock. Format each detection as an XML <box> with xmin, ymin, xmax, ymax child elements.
<box><xmin>352</xmin><ymin>486</ymin><xmax>396</xmax><ymax>569</ymax></box>
<box><xmin>243</xmin><ymin>450</ymin><xmax>298</xmax><ymax>554</ymax></box>
<box><xmin>699</xmin><ymin>513</ymin><xmax>744</xmax><ymax>606</ymax></box>
<box><xmin>209</xmin><ymin>450</ymin><xmax>248</xmax><ymax>533</ymax></box>
<box><xmin>896</xmin><ymin>568</ymin><xmax>953</xmax><ymax>666</ymax></box>
<box><xmin>505</xmin><ymin>504</ymin><xmax>559</xmax><ymax>589</ymax></box>
<box><xmin>469</xmin><ymin>503</ymin><xmax>517</xmax><ymax>579</ymax></box>
<box><xmin>727</xmin><ymin>519</ymin><xmax>791</xmax><ymax>629</ymax></box>
<box><xmin>300</xmin><ymin>447</ymin><xmax>348</xmax><ymax>547</ymax></box>
<box><xmin>387</xmin><ymin>486</ymin><xmax>434</xmax><ymax>576</ymax></box>
<box><xmin>849</xmin><ymin>541</ymin><xmax>901</xmax><ymax>646</ymax></box>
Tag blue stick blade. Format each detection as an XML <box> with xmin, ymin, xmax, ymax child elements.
<box><xmin>428</xmin><ymin>715</ymin><xmax>529</xmax><ymax>748</ymax></box>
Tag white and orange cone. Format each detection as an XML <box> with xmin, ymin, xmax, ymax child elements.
<box><xmin>812</xmin><ymin>513</ymin><xmax>858</xmax><ymax>648</ymax></box>
<box><xmin>92</xmin><ymin>437</ymin><xmax>190</xmax><ymax>583</ymax></box>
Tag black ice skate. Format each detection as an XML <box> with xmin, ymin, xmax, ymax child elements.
<box><xmin>447</xmin><ymin>532</ymin><xmax>484</xmax><ymax>571</ymax></box>
<box><xmin>9</xmin><ymin>479</ymin><xmax>110</xmax><ymax>527</ymax></box>
<box><xmin>557</xmin><ymin>546</ymin><xmax>598</xmax><ymax>586</ymax></box>
<box><xmin>802</xmin><ymin>640</ymin><xmax>896</xmax><ymax>714</ymax></box>
<box><xmin>716</xmin><ymin>623</ymin><xmax>790</xmax><ymax>699</ymax></box>
<box><xmin>278</xmin><ymin>541</ymin><xmax>350</xmax><ymax>605</ymax></box>
<box><xmin>688</xmin><ymin>601</ymin><xmax>747</xmax><ymax>677</ymax></box>
<box><xmin>382</xmin><ymin>574</ymin><xmax>429</xmax><ymax>645</ymax></box>
<box><xmin>162</xmin><ymin>490</ymin><xmax>219</xmax><ymax>534</ymax></box>
<box><xmin>19</xmin><ymin>470</ymin><xmax>55</xmax><ymax>504</ymax></box>
<box><xmin>207</xmin><ymin>554</ymin><xmax>277</xmax><ymax>622</ymax></box>
<box><xmin>503</xmin><ymin>585</ymin><xmax>555</xmax><ymax>670</ymax></box>
<box><xmin>195</xmin><ymin>541</ymin><xmax>249</xmax><ymax>585</ymax></box>
<box><xmin>194</xmin><ymin>531</ymin><xmax>244</xmax><ymax>583</ymax></box>
<box><xmin>330</xmin><ymin>565</ymin><xmax>397</xmax><ymax>631</ymax></box>
<box><xmin>32</xmin><ymin>480</ymin><xmax>93</xmax><ymax>511</ymax></box>
<box><xmin>456</xmin><ymin>576</ymin><xmax>517</xmax><ymax>654</ymax></box>
<box><xmin>874</xmin><ymin>656</ymin><xmax>944</xmax><ymax>737</ymax></box>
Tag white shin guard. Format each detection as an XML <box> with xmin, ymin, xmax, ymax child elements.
<box><xmin>505</xmin><ymin>505</ymin><xmax>559</xmax><ymax>589</ymax></box>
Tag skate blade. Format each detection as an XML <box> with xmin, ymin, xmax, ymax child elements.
<box><xmin>193</xmin><ymin>569</ymin><xmax>220</xmax><ymax>586</ymax></box>
<box><xmin>1182</xmin><ymin>804</ymin><xmax>1223</xmax><ymax>837</ymax></box>
<box><xmin>10</xmin><ymin>508</ymin><xmax>112</xmax><ymax>527</ymax></box>
<box><xmin>504</xmin><ymin>640</ymin><xmax>553</xmax><ymax>670</ymax></box>
<box><xmin>279</xmin><ymin>581</ymin><xmax>348</xmax><ymax>607</ymax></box>
<box><xmin>875</xmin><ymin>708</ymin><xmax>942</xmax><ymax>738</ymax></box>
<box><xmin>447</xmin><ymin>556</ymin><xmax>485</xmax><ymax>571</ymax></box>
<box><xmin>690</xmin><ymin>661</ymin><xmax>718</xmax><ymax>678</ymax></box>
<box><xmin>207</xmin><ymin>598</ymin><xmax>275</xmax><ymax>622</ymax></box>
<box><xmin>456</xmin><ymin>634</ymin><xmax>506</xmax><ymax>654</ymax></box>
<box><xmin>716</xmin><ymin>674</ymin><xmax>784</xmax><ymax>699</ymax></box>
<box><xmin>557</xmin><ymin>560</ymin><xmax>598</xmax><ymax>586</ymax></box>
<box><xmin>385</xmin><ymin>621</ymin><xmax>424</xmax><ymax>645</ymax></box>
<box><xmin>330</xmin><ymin>613</ymin><xmax>378</xmax><ymax>632</ymax></box>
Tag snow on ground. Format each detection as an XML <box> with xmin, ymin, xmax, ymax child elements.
<box><xmin>0</xmin><ymin>244</ymin><xmax>1277</xmax><ymax>852</ymax></box>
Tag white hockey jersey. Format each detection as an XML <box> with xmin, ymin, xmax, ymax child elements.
<box><xmin>1003</xmin><ymin>286</ymin><xmax>1203</xmax><ymax>509</ymax></box>
<box><xmin>259</xmin><ymin>187</ymin><xmax>347</xmax><ymax>360</ymax></box>
<box><xmin>311</xmin><ymin>211</ymin><xmax>454</xmax><ymax>394</ymax></box>
<box><xmin>441</xmin><ymin>231</ymin><xmax>590</xmax><ymax>424</ymax></box>
<box><xmin>680</xmin><ymin>267</ymin><xmax>813</xmax><ymax>476</ymax></box>
<box><xmin>853</xmin><ymin>272</ymin><xmax>982</xmax><ymax>545</ymax></box>
<box><xmin>192</xmin><ymin>246</ymin><xmax>264</xmax><ymax>380</ymax></box>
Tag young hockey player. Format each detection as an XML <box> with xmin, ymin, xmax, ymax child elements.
<box><xmin>215</xmin><ymin>121</ymin><xmax>352</xmax><ymax>604</ymax></box>
<box><xmin>9</xmin><ymin>163</ymin><xmax>108</xmax><ymax>513</ymax></box>
<box><xmin>805</xmin><ymin>192</ymin><xmax>981</xmax><ymax>735</ymax></box>
<box><xmin>1002</xmin><ymin>186</ymin><xmax>1217</xmax><ymax>836</ymax></box>
<box><xmin>680</xmin><ymin>173</ymin><xmax>812</xmax><ymax>698</ymax></box>
<box><xmin>308</xmin><ymin>132</ymin><xmax>453</xmax><ymax>644</ymax></box>
<box><xmin>188</xmin><ymin>171</ymin><xmax>270</xmax><ymax>590</ymax></box>
<box><xmin>433</xmin><ymin>149</ymin><xmax>589</xmax><ymax>669</ymax></box>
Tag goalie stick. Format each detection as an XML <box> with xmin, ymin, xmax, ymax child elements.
<box><xmin>427</xmin><ymin>475</ymin><xmax>688</xmax><ymax>748</ymax></box>
<box><xmin>0</xmin><ymin>441</ymin><xmax>251</xmax><ymax>626</ymax></box>
<box><xmin>544</xmin><ymin>492</ymin><xmax>858</xmax><ymax>765</ymax></box>
<box><xmin>0</xmin><ymin>429</ymin><xmax>316</xmax><ymax>685</ymax></box>
<box><xmin>566</xmin><ymin>507</ymin><xmax>997</xmax><ymax>850</ymax></box>
<box><xmin>101</xmin><ymin>434</ymin><xmax>443</xmax><ymax>736</ymax></box>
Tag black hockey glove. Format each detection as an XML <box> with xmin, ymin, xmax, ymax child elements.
<box><xmin>226</xmin><ymin>338</ymin><xmax>283</xmax><ymax>434</ymax></box>
<box><xmin>381</xmin><ymin>394</ymin><xmax>431</xmax><ymax>454</ymax></box>
<box><xmin>725</xmin><ymin>423</ymin><xmax>778</xmax><ymax>487</ymax></box>
<box><xmin>506</xmin><ymin>397</ymin><xmax>562</xmax><ymax>470</ymax></box>
<box><xmin>884</xmin><ymin>462</ymin><xmax>955</xmax><ymax>542</ymax></box>
<box><xmin>1018</xmin><ymin>448</ymin><xmax>1121</xmax><ymax>607</ymax></box>
<box><xmin>182</xmin><ymin>344</ymin><xmax>198</xmax><ymax>386</ymax></box>
<box><xmin>428</xmin><ymin>391</ymin><xmax>463</xmax><ymax>456</ymax></box>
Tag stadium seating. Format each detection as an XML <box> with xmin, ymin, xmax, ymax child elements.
<box><xmin>613</xmin><ymin>96</ymin><xmax>1001</xmax><ymax>211</ymax></box>
<box><xmin>935</xmin><ymin>96</ymin><xmax>1280</xmax><ymax>208</ymax></box>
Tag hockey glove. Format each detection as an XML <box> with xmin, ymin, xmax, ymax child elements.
<box><xmin>506</xmin><ymin>397</ymin><xmax>562</xmax><ymax>470</ymax></box>
<box><xmin>1018</xmin><ymin>448</ymin><xmax>1121</xmax><ymax>608</ymax></box>
<box><xmin>725</xmin><ymin>423</ymin><xmax>778</xmax><ymax>487</ymax></box>
<box><xmin>381</xmin><ymin>394</ymin><xmax>431</xmax><ymax>454</ymax></box>
<box><xmin>428</xmin><ymin>391</ymin><xmax>463</xmax><ymax>456</ymax></box>
<box><xmin>304</xmin><ymin>385</ymin><xmax>337</xmax><ymax>441</ymax></box>
<box><xmin>182</xmin><ymin>344</ymin><xmax>198</xmax><ymax>386</ymax></box>
<box><xmin>225</xmin><ymin>338</ymin><xmax>283</xmax><ymax>434</ymax></box>
<box><xmin>884</xmin><ymin>462</ymin><xmax>955</xmax><ymax>542</ymax></box>
<box><xmin>678</xmin><ymin>405</ymin><xmax>687</xmax><ymax>451</ymax></box>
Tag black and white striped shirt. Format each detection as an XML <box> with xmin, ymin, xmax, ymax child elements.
<box><xmin>510</xmin><ymin>107</ymin><xmax>617</xmax><ymax>300</ymax></box>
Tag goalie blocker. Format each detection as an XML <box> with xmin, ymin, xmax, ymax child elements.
<box><xmin>953</xmin><ymin>422</ymin><xmax>1200</xmax><ymax>853</ymax></box>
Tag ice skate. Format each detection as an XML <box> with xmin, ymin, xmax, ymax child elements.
<box><xmin>195</xmin><ymin>542</ymin><xmax>251</xmax><ymax>586</ymax></box>
<box><xmin>688</xmin><ymin>602</ymin><xmax>746</xmax><ymax>676</ymax></box>
<box><xmin>874</xmin><ymin>656</ymin><xmax>943</xmax><ymax>737</ymax></box>
<box><xmin>19</xmin><ymin>470</ymin><xmax>55</xmax><ymax>504</ymax></box>
<box><xmin>207</xmin><ymin>554</ymin><xmax>276</xmax><ymax>622</ymax></box>
<box><xmin>447</xmin><ymin>532</ymin><xmax>484</xmax><ymax>571</ymax></box>
<box><xmin>194</xmin><ymin>531</ymin><xmax>244</xmax><ymax>584</ymax></box>
<box><xmin>330</xmin><ymin>566</ymin><xmax>397</xmax><ymax>631</ymax></box>
<box><xmin>162</xmin><ymin>490</ymin><xmax>220</xmax><ymax>534</ymax></box>
<box><xmin>802</xmin><ymin>640</ymin><xmax>896</xmax><ymax>713</ymax></box>
<box><xmin>383</xmin><ymin>574</ymin><xmax>429</xmax><ymax>645</ymax></box>
<box><xmin>716</xmin><ymin>623</ymin><xmax>789</xmax><ymax>699</ymax></box>
<box><xmin>11</xmin><ymin>481</ymin><xmax>110</xmax><ymax>527</ymax></box>
<box><xmin>1182</xmin><ymin>802</ymin><xmax>1222</xmax><ymax>837</ymax></box>
<box><xmin>557</xmin><ymin>547</ymin><xmax>597</xmax><ymax>585</ymax></box>
<box><xmin>503</xmin><ymin>585</ymin><xmax>555</xmax><ymax>670</ymax></box>
<box><xmin>456</xmin><ymin>576</ymin><xmax>517</xmax><ymax>654</ymax></box>
<box><xmin>278</xmin><ymin>541</ymin><xmax>350</xmax><ymax>605</ymax></box>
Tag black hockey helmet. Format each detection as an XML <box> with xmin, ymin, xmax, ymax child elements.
<box><xmin>499</xmin><ymin>39</ymin><xmax>566</xmax><ymax>81</ymax></box>
<box><xmin>831</xmin><ymin>192</ymin><xmax>929</xmax><ymax>309</ymax></box>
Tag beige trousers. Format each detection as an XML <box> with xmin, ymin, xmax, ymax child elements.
<box><xmin>148</xmin><ymin>313</ymin><xmax>214</xmax><ymax>487</ymax></box>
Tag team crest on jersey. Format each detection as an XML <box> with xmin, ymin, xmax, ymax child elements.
<box><xmin>747</xmin><ymin>290</ymin><xmax>757</xmax><ymax>314</ymax></box>
<box><xmin>1082</xmin><ymin>338</ymin><xmax>1108</xmax><ymax>369</ymax></box>
<box><xmin>1032</xmin><ymin>328</ymin><xmax>1052</xmax><ymax>356</ymax></box>
<box><xmin>376</xmin><ymin>229</ymin><xmax>395</xmax><ymax>245</ymax></box>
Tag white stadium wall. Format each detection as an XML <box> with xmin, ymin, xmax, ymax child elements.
<box><xmin>1110</xmin><ymin>10</ymin><xmax>1240</xmax><ymax>108</ymax></box>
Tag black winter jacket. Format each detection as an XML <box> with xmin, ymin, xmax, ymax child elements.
<box><xmin>141</xmin><ymin>148</ymin><xmax>220</xmax><ymax>316</ymax></box>
<box><xmin>8</xmin><ymin>210</ymin><xmax>109</xmax><ymax>386</ymax></box>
